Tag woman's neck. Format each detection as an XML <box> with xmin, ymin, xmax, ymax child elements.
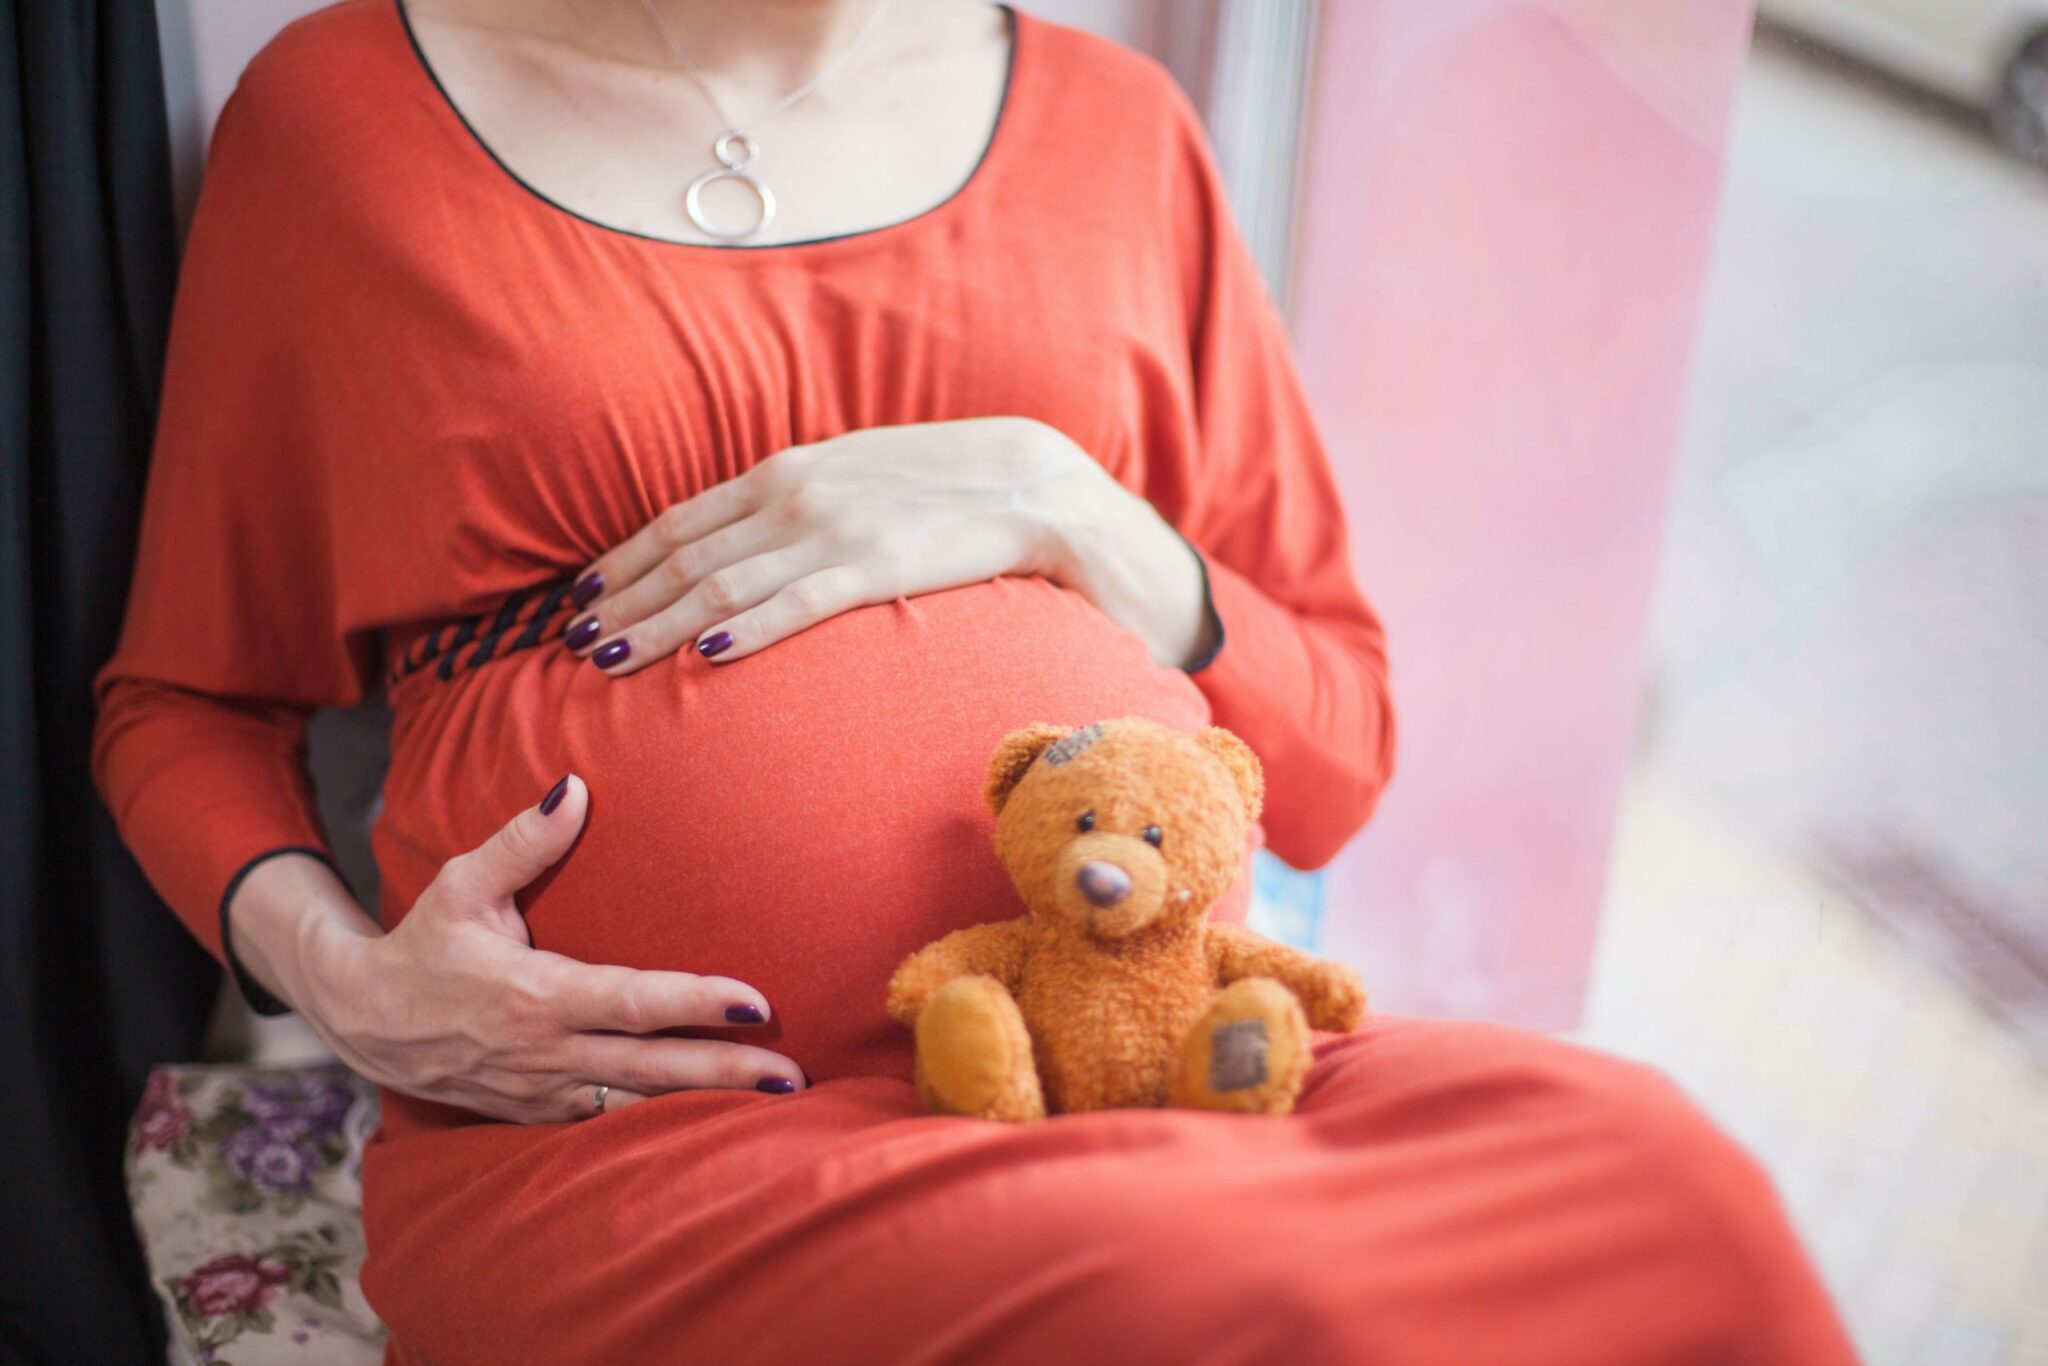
<box><xmin>637</xmin><ymin>0</ymin><xmax>888</xmax><ymax>92</ymax></box>
<box><xmin>447</xmin><ymin>0</ymin><xmax>912</xmax><ymax>107</ymax></box>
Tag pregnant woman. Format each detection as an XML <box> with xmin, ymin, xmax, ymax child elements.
<box><xmin>92</xmin><ymin>0</ymin><xmax>1854</xmax><ymax>1361</ymax></box>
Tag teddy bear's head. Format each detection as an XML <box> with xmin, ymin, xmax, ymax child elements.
<box><xmin>983</xmin><ymin>717</ymin><xmax>1263</xmax><ymax>941</ymax></box>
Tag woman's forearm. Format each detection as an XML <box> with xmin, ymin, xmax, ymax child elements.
<box><xmin>225</xmin><ymin>852</ymin><xmax>380</xmax><ymax>1016</ymax></box>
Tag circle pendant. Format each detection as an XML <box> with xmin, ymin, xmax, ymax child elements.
<box><xmin>683</xmin><ymin>132</ymin><xmax>775</xmax><ymax>241</ymax></box>
<box><xmin>684</xmin><ymin>167</ymin><xmax>776</xmax><ymax>241</ymax></box>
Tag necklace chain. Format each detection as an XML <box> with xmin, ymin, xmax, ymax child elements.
<box><xmin>632</xmin><ymin>0</ymin><xmax>892</xmax><ymax>141</ymax></box>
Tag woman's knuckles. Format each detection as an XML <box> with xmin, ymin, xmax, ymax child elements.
<box><xmin>502</xmin><ymin>809</ymin><xmax>567</xmax><ymax>866</ymax></box>
<box><xmin>756</xmin><ymin>446</ymin><xmax>812</xmax><ymax>494</ymax></box>
<box><xmin>608</xmin><ymin>979</ymin><xmax>656</xmax><ymax>1033</ymax></box>
<box><xmin>777</xmin><ymin>481</ymin><xmax>828</xmax><ymax>525</ymax></box>
<box><xmin>621</xmin><ymin>1051</ymin><xmax>680</xmax><ymax>1095</ymax></box>
<box><xmin>696</xmin><ymin>569</ymin><xmax>748</xmax><ymax>617</ymax></box>
<box><xmin>655</xmin><ymin>501</ymin><xmax>696</xmax><ymax>547</ymax></box>
<box><xmin>498</xmin><ymin>1071</ymin><xmax>551</xmax><ymax>1105</ymax></box>
<box><xmin>498</xmin><ymin>961</ymin><xmax>558</xmax><ymax>1017</ymax></box>
<box><xmin>661</xmin><ymin>543</ymin><xmax>703</xmax><ymax>592</ymax></box>
<box><xmin>779</xmin><ymin>574</ymin><xmax>837</xmax><ymax>621</ymax></box>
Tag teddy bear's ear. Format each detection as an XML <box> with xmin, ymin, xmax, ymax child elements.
<box><xmin>1196</xmin><ymin>727</ymin><xmax>1264</xmax><ymax>820</ymax></box>
<box><xmin>984</xmin><ymin>723</ymin><xmax>1071</xmax><ymax>816</ymax></box>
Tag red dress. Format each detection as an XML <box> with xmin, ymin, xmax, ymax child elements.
<box><xmin>90</xmin><ymin>2</ymin><xmax>1854</xmax><ymax>1361</ymax></box>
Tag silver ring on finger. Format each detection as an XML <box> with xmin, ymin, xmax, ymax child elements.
<box><xmin>588</xmin><ymin>1083</ymin><xmax>609</xmax><ymax>1118</ymax></box>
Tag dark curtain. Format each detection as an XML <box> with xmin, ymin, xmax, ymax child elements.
<box><xmin>2</xmin><ymin>1</ymin><xmax>218</xmax><ymax>1362</ymax></box>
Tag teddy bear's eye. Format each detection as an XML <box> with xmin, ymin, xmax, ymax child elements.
<box><xmin>1077</xmin><ymin>810</ymin><xmax>1095</xmax><ymax>833</ymax></box>
<box><xmin>1143</xmin><ymin>825</ymin><xmax>1163</xmax><ymax>847</ymax></box>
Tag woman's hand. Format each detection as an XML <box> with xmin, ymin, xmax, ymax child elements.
<box><xmin>560</xmin><ymin>417</ymin><xmax>1218</xmax><ymax>672</ymax></box>
<box><xmin>233</xmin><ymin>776</ymin><xmax>805</xmax><ymax>1123</ymax></box>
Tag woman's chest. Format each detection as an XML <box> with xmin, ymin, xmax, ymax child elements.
<box><xmin>323</xmin><ymin>219</ymin><xmax>1195</xmax><ymax>602</ymax></box>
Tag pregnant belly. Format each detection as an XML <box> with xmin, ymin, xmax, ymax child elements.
<box><xmin>376</xmin><ymin>575</ymin><xmax>1232</xmax><ymax>1088</ymax></box>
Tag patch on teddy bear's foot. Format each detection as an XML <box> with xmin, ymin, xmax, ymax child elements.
<box><xmin>1170</xmin><ymin>977</ymin><xmax>1310</xmax><ymax>1115</ymax></box>
<box><xmin>1210</xmin><ymin>1019</ymin><xmax>1269</xmax><ymax>1091</ymax></box>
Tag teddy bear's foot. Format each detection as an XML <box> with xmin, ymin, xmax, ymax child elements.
<box><xmin>915</xmin><ymin>975</ymin><xmax>1046</xmax><ymax>1123</ymax></box>
<box><xmin>1169</xmin><ymin>977</ymin><xmax>1312</xmax><ymax>1116</ymax></box>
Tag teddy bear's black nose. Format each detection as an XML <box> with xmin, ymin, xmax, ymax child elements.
<box><xmin>1076</xmin><ymin>861</ymin><xmax>1132</xmax><ymax>907</ymax></box>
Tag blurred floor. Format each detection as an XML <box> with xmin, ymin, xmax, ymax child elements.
<box><xmin>1578</xmin><ymin>25</ymin><xmax>2048</xmax><ymax>1366</ymax></box>
<box><xmin>1584</xmin><ymin>770</ymin><xmax>2048</xmax><ymax>1365</ymax></box>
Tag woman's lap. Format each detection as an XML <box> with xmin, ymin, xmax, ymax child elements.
<box><xmin>361</xmin><ymin>1015</ymin><xmax>1854</xmax><ymax>1366</ymax></box>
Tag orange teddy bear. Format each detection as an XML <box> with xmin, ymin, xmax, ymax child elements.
<box><xmin>886</xmin><ymin>717</ymin><xmax>1365</xmax><ymax>1122</ymax></box>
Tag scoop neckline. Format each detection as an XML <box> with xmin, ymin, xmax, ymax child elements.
<box><xmin>388</xmin><ymin>0</ymin><xmax>1023</xmax><ymax>254</ymax></box>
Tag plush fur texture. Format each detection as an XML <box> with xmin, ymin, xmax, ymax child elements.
<box><xmin>886</xmin><ymin>717</ymin><xmax>1366</xmax><ymax>1121</ymax></box>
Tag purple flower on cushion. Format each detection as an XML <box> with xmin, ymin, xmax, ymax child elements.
<box><xmin>180</xmin><ymin>1254</ymin><xmax>290</xmax><ymax>1317</ymax></box>
<box><xmin>133</xmin><ymin>1070</ymin><xmax>194</xmax><ymax>1153</ymax></box>
<box><xmin>222</xmin><ymin>1123</ymin><xmax>315</xmax><ymax>1194</ymax></box>
<box><xmin>242</xmin><ymin>1074</ymin><xmax>353</xmax><ymax>1142</ymax></box>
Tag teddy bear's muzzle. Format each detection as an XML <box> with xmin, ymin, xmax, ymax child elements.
<box><xmin>1053</xmin><ymin>835</ymin><xmax>1171</xmax><ymax>940</ymax></box>
<box><xmin>1076</xmin><ymin>861</ymin><xmax>1132</xmax><ymax>907</ymax></box>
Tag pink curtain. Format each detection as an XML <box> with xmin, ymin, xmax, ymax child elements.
<box><xmin>1293</xmin><ymin>0</ymin><xmax>1756</xmax><ymax>1026</ymax></box>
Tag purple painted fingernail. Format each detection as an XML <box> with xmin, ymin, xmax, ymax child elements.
<box><xmin>697</xmin><ymin>631</ymin><xmax>733</xmax><ymax>659</ymax></box>
<box><xmin>564</xmin><ymin>616</ymin><xmax>601</xmax><ymax>651</ymax></box>
<box><xmin>593</xmin><ymin>638</ymin><xmax>631</xmax><ymax>668</ymax></box>
<box><xmin>756</xmin><ymin>1076</ymin><xmax>797</xmax><ymax>1094</ymax></box>
<box><xmin>725</xmin><ymin>1003</ymin><xmax>765</xmax><ymax>1024</ymax></box>
<box><xmin>571</xmin><ymin>572</ymin><xmax>603</xmax><ymax>608</ymax></box>
<box><xmin>538</xmin><ymin>775</ymin><xmax>570</xmax><ymax>815</ymax></box>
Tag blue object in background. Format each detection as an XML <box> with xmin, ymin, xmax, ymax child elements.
<box><xmin>1245</xmin><ymin>848</ymin><xmax>1324</xmax><ymax>952</ymax></box>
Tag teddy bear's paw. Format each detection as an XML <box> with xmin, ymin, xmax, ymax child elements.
<box><xmin>1308</xmin><ymin>964</ymin><xmax>1368</xmax><ymax>1033</ymax></box>
<box><xmin>1169</xmin><ymin>977</ymin><xmax>1311</xmax><ymax>1116</ymax></box>
<box><xmin>914</xmin><ymin>975</ymin><xmax>1047</xmax><ymax>1124</ymax></box>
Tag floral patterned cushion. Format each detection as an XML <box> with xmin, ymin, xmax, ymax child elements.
<box><xmin>126</xmin><ymin>1064</ymin><xmax>386</xmax><ymax>1365</ymax></box>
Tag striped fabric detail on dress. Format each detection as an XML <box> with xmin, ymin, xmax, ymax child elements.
<box><xmin>387</xmin><ymin>573</ymin><xmax>580</xmax><ymax>685</ymax></box>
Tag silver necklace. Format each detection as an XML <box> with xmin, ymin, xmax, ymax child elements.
<box><xmin>632</xmin><ymin>0</ymin><xmax>892</xmax><ymax>241</ymax></box>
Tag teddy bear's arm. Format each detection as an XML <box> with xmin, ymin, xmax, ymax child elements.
<box><xmin>1205</xmin><ymin>924</ymin><xmax>1366</xmax><ymax>1032</ymax></box>
<box><xmin>886</xmin><ymin>919</ymin><xmax>1032</xmax><ymax>1026</ymax></box>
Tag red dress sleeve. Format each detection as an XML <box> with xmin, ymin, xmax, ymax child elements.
<box><xmin>1163</xmin><ymin>94</ymin><xmax>1398</xmax><ymax>871</ymax></box>
<box><xmin>89</xmin><ymin>75</ymin><xmax>376</xmax><ymax>977</ymax></box>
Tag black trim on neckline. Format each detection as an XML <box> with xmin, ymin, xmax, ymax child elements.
<box><xmin>390</xmin><ymin>0</ymin><xmax>1021</xmax><ymax>252</ymax></box>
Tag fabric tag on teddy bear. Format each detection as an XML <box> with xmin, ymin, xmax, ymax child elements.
<box><xmin>1211</xmin><ymin>1019</ymin><xmax>1270</xmax><ymax>1091</ymax></box>
<box><xmin>1043</xmin><ymin>724</ymin><xmax>1105</xmax><ymax>767</ymax></box>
